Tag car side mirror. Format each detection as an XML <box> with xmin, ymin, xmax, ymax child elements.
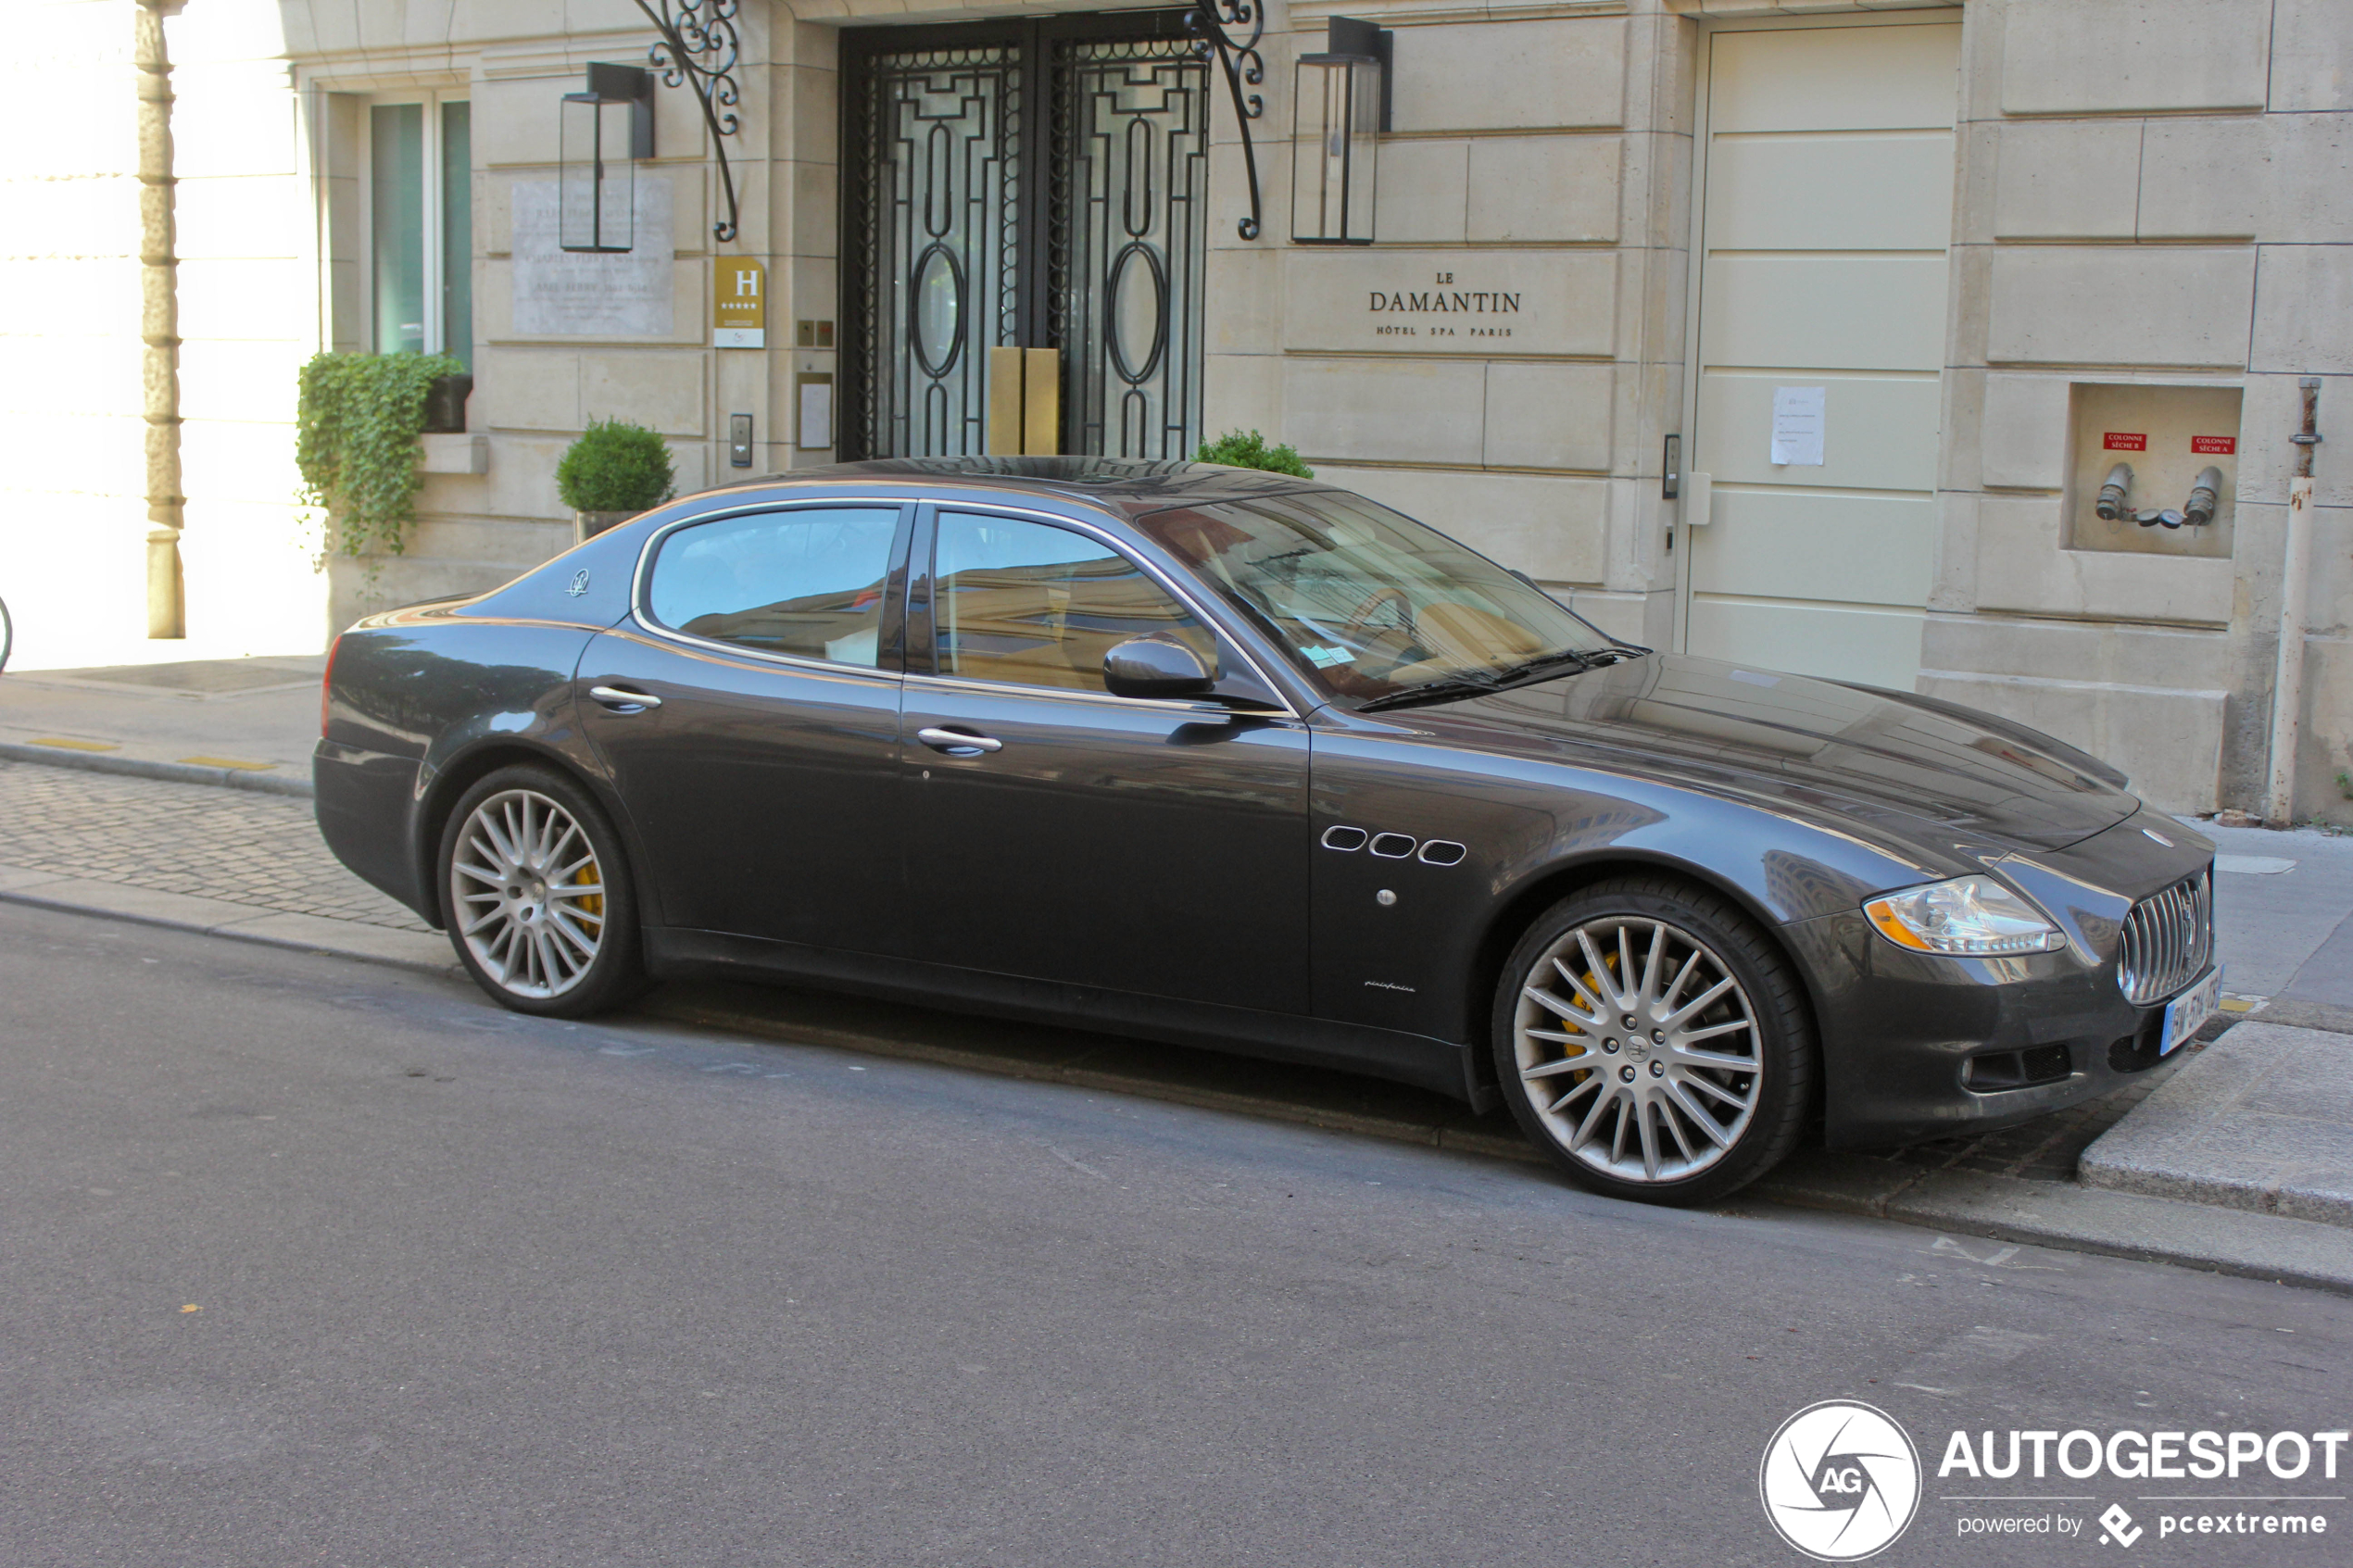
<box><xmin>1103</xmin><ymin>634</ymin><xmax>1214</xmax><ymax>700</ymax></box>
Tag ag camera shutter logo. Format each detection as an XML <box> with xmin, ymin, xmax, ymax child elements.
<box><xmin>1759</xmin><ymin>1400</ymin><xmax>1922</xmax><ymax>1561</ymax></box>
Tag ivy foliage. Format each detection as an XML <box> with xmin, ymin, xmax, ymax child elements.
<box><xmin>1194</xmin><ymin>429</ymin><xmax>1314</xmax><ymax>479</ymax></box>
<box><xmin>295</xmin><ymin>351</ymin><xmax>467</xmax><ymax>558</ymax></box>
<box><xmin>556</xmin><ymin>418</ymin><xmax>677</xmax><ymax>514</ymax></box>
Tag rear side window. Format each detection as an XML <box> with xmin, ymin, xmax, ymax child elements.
<box><xmin>648</xmin><ymin>508</ymin><xmax>899</xmax><ymax>665</ymax></box>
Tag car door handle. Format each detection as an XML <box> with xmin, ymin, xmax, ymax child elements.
<box><xmin>916</xmin><ymin>726</ymin><xmax>1002</xmax><ymax>756</ymax></box>
<box><xmin>589</xmin><ymin>685</ymin><xmax>662</xmax><ymax>711</ymax></box>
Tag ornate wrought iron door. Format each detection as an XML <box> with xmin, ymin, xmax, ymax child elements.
<box><xmin>843</xmin><ymin>42</ymin><xmax>1023</xmax><ymax>459</ymax></box>
<box><xmin>842</xmin><ymin>15</ymin><xmax>1207</xmax><ymax>462</ymax></box>
<box><xmin>1050</xmin><ymin>38</ymin><xmax>1207</xmax><ymax>460</ymax></box>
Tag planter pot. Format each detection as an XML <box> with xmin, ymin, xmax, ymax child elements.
<box><xmin>575</xmin><ymin>509</ymin><xmax>638</xmax><ymax>545</ymax></box>
<box><xmin>422</xmin><ymin>373</ymin><xmax>473</xmax><ymax>433</ymax></box>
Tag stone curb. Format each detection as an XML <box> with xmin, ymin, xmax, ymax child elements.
<box><xmin>1757</xmin><ymin>1150</ymin><xmax>2353</xmax><ymax>1297</ymax></box>
<box><xmin>2075</xmin><ymin>1019</ymin><xmax>2353</xmax><ymax>1231</ymax></box>
<box><xmin>0</xmin><ymin>875</ymin><xmax>450</xmax><ymax>973</ymax></box>
<box><xmin>6</xmin><ymin>875</ymin><xmax>2352</xmax><ymax>1296</ymax></box>
<box><xmin>0</xmin><ymin>740</ymin><xmax>314</xmax><ymax>798</ymax></box>
<box><xmin>2252</xmin><ymin>996</ymin><xmax>2353</xmax><ymax>1036</ymax></box>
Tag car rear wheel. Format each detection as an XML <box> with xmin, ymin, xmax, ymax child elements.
<box><xmin>1491</xmin><ymin>876</ymin><xmax>1814</xmax><ymax>1205</ymax></box>
<box><xmin>439</xmin><ymin>765</ymin><xmax>645</xmax><ymax>1017</ymax></box>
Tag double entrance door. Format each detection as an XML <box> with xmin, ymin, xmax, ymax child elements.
<box><xmin>839</xmin><ymin>12</ymin><xmax>1210</xmax><ymax>462</ymax></box>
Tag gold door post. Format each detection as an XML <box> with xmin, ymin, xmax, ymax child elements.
<box><xmin>987</xmin><ymin>347</ymin><xmax>1062</xmax><ymax>456</ymax></box>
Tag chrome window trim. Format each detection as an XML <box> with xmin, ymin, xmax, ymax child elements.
<box><xmin>626</xmin><ymin>498</ymin><xmax>912</xmax><ymax>679</ymax></box>
<box><xmin>915</xmin><ymin>498</ymin><xmax>1304</xmax><ymax>720</ymax></box>
<box><xmin>901</xmin><ymin>669</ymin><xmax>1275</xmax><ymax>719</ymax></box>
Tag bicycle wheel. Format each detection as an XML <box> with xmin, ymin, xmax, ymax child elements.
<box><xmin>0</xmin><ymin>596</ymin><xmax>11</xmax><ymax>674</ymax></box>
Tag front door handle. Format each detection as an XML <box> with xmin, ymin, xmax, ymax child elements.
<box><xmin>589</xmin><ymin>684</ymin><xmax>662</xmax><ymax>711</ymax></box>
<box><xmin>916</xmin><ymin>726</ymin><xmax>1002</xmax><ymax>756</ymax></box>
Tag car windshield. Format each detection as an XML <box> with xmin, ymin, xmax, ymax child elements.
<box><xmin>1132</xmin><ymin>490</ymin><xmax>1619</xmax><ymax>705</ymax></box>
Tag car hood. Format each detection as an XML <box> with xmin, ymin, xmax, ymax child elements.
<box><xmin>1387</xmin><ymin>652</ymin><xmax>2138</xmax><ymax>854</ymax></box>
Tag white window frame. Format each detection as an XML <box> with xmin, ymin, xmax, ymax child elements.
<box><xmin>359</xmin><ymin>89</ymin><xmax>470</xmax><ymax>358</ymax></box>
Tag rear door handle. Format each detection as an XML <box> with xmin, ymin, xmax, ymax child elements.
<box><xmin>589</xmin><ymin>685</ymin><xmax>661</xmax><ymax>711</ymax></box>
<box><xmin>916</xmin><ymin>726</ymin><xmax>1001</xmax><ymax>755</ymax></box>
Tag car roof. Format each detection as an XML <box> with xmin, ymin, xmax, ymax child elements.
<box><xmin>708</xmin><ymin>456</ymin><xmax>1332</xmax><ymax>515</ymax></box>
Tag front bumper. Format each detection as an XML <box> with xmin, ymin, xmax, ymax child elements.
<box><xmin>1790</xmin><ymin>809</ymin><xmax>2214</xmax><ymax>1150</ymax></box>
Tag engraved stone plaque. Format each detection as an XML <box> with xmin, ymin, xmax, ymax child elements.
<box><xmin>511</xmin><ymin>177</ymin><xmax>675</xmax><ymax>337</ymax></box>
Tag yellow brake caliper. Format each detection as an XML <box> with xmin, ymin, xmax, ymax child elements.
<box><xmin>571</xmin><ymin>856</ymin><xmax>604</xmax><ymax>925</ymax></box>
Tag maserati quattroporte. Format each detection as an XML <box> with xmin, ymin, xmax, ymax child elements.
<box><xmin>316</xmin><ymin>458</ymin><xmax>2218</xmax><ymax>1203</ymax></box>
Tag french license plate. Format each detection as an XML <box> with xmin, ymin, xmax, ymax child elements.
<box><xmin>2159</xmin><ymin>967</ymin><xmax>2222</xmax><ymax>1056</ymax></box>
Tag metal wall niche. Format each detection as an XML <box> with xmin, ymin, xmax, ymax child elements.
<box><xmin>841</xmin><ymin>13</ymin><xmax>1207</xmax><ymax>463</ymax></box>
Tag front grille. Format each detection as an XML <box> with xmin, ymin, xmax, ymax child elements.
<box><xmin>2117</xmin><ymin>871</ymin><xmax>2212</xmax><ymax>1006</ymax></box>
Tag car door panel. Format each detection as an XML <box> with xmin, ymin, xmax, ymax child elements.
<box><xmin>578</xmin><ymin>631</ymin><xmax>906</xmax><ymax>953</ymax></box>
<box><xmin>900</xmin><ymin>508</ymin><xmax>1311</xmax><ymax>1015</ymax></box>
<box><xmin>903</xmin><ymin>683</ymin><xmax>1310</xmax><ymax>1010</ymax></box>
<box><xmin>576</xmin><ymin>503</ymin><xmax>910</xmax><ymax>955</ymax></box>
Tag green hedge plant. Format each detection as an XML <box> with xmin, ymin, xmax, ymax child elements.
<box><xmin>296</xmin><ymin>350</ymin><xmax>467</xmax><ymax>558</ymax></box>
<box><xmin>1195</xmin><ymin>429</ymin><xmax>1313</xmax><ymax>479</ymax></box>
<box><xmin>557</xmin><ymin>419</ymin><xmax>676</xmax><ymax>514</ymax></box>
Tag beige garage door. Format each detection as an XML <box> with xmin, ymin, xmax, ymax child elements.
<box><xmin>1683</xmin><ymin>19</ymin><xmax>1959</xmax><ymax>688</ymax></box>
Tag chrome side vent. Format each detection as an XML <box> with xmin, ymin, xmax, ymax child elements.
<box><xmin>2116</xmin><ymin>871</ymin><xmax>2212</xmax><ymax>1006</ymax></box>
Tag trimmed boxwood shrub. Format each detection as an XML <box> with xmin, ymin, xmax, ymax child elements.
<box><xmin>556</xmin><ymin>419</ymin><xmax>676</xmax><ymax>514</ymax></box>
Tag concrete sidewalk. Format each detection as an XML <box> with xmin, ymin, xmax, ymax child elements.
<box><xmin>0</xmin><ymin>655</ymin><xmax>323</xmax><ymax>795</ymax></box>
<box><xmin>6</xmin><ymin>656</ymin><xmax>2353</xmax><ymax>1294</ymax></box>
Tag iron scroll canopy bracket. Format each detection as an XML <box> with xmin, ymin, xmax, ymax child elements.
<box><xmin>632</xmin><ymin>0</ymin><xmax>744</xmax><ymax>245</ymax></box>
<box><xmin>1186</xmin><ymin>0</ymin><xmax>1265</xmax><ymax>241</ymax></box>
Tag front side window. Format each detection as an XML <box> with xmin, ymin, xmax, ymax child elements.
<box><xmin>931</xmin><ymin>513</ymin><xmax>1215</xmax><ymax>693</ymax></box>
<box><xmin>648</xmin><ymin>508</ymin><xmax>901</xmax><ymax>665</ymax></box>
<box><xmin>370</xmin><ymin>96</ymin><xmax>472</xmax><ymax>369</ymax></box>
<box><xmin>1133</xmin><ymin>491</ymin><xmax>1614</xmax><ymax>703</ymax></box>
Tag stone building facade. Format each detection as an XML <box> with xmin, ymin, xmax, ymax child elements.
<box><xmin>5</xmin><ymin>0</ymin><xmax>2349</xmax><ymax>822</ymax></box>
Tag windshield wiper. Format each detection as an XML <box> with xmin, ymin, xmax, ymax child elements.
<box><xmin>1354</xmin><ymin>648</ymin><xmax>1597</xmax><ymax>713</ymax></box>
<box><xmin>1481</xmin><ymin>647</ymin><xmax>1602</xmax><ymax>686</ymax></box>
<box><xmin>1354</xmin><ymin>673</ymin><xmax>1503</xmax><ymax>713</ymax></box>
<box><xmin>1352</xmin><ymin>631</ymin><xmax>1655</xmax><ymax>714</ymax></box>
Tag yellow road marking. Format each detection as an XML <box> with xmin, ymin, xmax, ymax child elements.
<box><xmin>178</xmin><ymin>756</ymin><xmax>279</xmax><ymax>771</ymax></box>
<box><xmin>31</xmin><ymin>736</ymin><xmax>120</xmax><ymax>752</ymax></box>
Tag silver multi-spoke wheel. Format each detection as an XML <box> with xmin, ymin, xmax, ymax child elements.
<box><xmin>1512</xmin><ymin>914</ymin><xmax>1763</xmax><ymax>1185</ymax></box>
<box><xmin>449</xmin><ymin>788</ymin><xmax>607</xmax><ymax>1000</ymax></box>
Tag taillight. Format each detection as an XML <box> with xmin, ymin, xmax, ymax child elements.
<box><xmin>321</xmin><ymin>634</ymin><xmax>342</xmax><ymax>737</ymax></box>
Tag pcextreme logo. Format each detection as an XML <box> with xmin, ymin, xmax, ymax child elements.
<box><xmin>1759</xmin><ymin>1400</ymin><xmax>1923</xmax><ymax>1561</ymax></box>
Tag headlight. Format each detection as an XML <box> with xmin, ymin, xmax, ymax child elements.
<box><xmin>1863</xmin><ymin>874</ymin><xmax>2066</xmax><ymax>956</ymax></box>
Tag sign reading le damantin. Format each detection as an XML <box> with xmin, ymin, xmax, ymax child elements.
<box><xmin>1366</xmin><ymin>278</ymin><xmax>1522</xmax><ymax>341</ymax></box>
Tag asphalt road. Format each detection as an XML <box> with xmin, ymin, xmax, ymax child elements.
<box><xmin>2</xmin><ymin>901</ymin><xmax>2347</xmax><ymax>1568</ymax></box>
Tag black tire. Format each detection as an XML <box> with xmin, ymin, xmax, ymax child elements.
<box><xmin>1491</xmin><ymin>875</ymin><xmax>1815</xmax><ymax>1206</ymax></box>
<box><xmin>437</xmin><ymin>763</ymin><xmax>646</xmax><ymax>1018</ymax></box>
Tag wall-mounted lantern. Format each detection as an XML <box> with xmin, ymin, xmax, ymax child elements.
<box><xmin>1291</xmin><ymin>16</ymin><xmax>1390</xmax><ymax>245</ymax></box>
<box><xmin>560</xmin><ymin>62</ymin><xmax>654</xmax><ymax>253</ymax></box>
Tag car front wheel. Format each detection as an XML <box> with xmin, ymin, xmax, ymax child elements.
<box><xmin>439</xmin><ymin>764</ymin><xmax>645</xmax><ymax>1017</ymax></box>
<box><xmin>1491</xmin><ymin>876</ymin><xmax>1814</xmax><ymax>1205</ymax></box>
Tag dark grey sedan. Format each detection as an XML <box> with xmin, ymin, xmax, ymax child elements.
<box><xmin>316</xmin><ymin>458</ymin><xmax>2219</xmax><ymax>1204</ymax></box>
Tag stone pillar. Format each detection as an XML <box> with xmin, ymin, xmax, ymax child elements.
<box><xmin>135</xmin><ymin>0</ymin><xmax>182</xmax><ymax>638</ymax></box>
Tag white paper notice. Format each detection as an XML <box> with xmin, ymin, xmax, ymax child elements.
<box><xmin>1770</xmin><ymin>385</ymin><xmax>1826</xmax><ymax>466</ymax></box>
<box><xmin>799</xmin><ymin>382</ymin><xmax>834</xmax><ymax>450</ymax></box>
